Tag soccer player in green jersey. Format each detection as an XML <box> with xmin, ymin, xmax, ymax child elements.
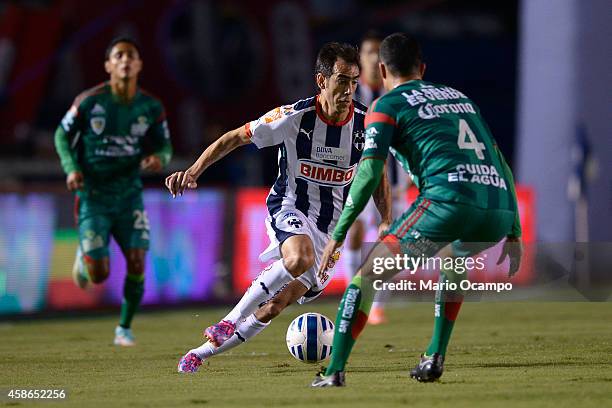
<box><xmin>54</xmin><ymin>37</ymin><xmax>172</xmax><ymax>346</ymax></box>
<box><xmin>311</xmin><ymin>33</ymin><xmax>523</xmax><ymax>387</ymax></box>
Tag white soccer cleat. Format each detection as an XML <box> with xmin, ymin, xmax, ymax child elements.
<box><xmin>114</xmin><ymin>326</ymin><xmax>136</xmax><ymax>346</ymax></box>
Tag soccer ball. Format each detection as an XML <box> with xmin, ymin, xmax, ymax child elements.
<box><xmin>286</xmin><ymin>312</ymin><xmax>334</xmax><ymax>363</ymax></box>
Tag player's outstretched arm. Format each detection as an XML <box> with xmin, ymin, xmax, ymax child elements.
<box><xmin>493</xmin><ymin>145</ymin><xmax>523</xmax><ymax>276</ymax></box>
<box><xmin>333</xmin><ymin>158</ymin><xmax>386</xmax><ymax>242</ymax></box>
<box><xmin>493</xmin><ymin>145</ymin><xmax>521</xmax><ymax>239</ymax></box>
<box><xmin>372</xmin><ymin>165</ymin><xmax>393</xmax><ymax>236</ymax></box>
<box><xmin>165</xmin><ymin>125</ymin><xmax>251</xmax><ymax>197</ymax></box>
<box><xmin>142</xmin><ymin>107</ymin><xmax>173</xmax><ymax>172</ymax></box>
<box><xmin>319</xmin><ymin>158</ymin><xmax>386</xmax><ymax>275</ymax></box>
<box><xmin>497</xmin><ymin>236</ymin><xmax>522</xmax><ymax>277</ymax></box>
<box><xmin>54</xmin><ymin>125</ymin><xmax>83</xmax><ymax>191</ymax></box>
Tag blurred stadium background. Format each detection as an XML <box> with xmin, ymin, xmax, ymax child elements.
<box><xmin>0</xmin><ymin>0</ymin><xmax>610</xmax><ymax>318</ymax></box>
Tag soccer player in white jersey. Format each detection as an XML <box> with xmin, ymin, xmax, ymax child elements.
<box><xmin>166</xmin><ymin>42</ymin><xmax>392</xmax><ymax>373</ymax></box>
<box><xmin>345</xmin><ymin>31</ymin><xmax>412</xmax><ymax>324</ymax></box>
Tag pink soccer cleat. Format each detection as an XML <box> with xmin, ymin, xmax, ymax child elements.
<box><xmin>177</xmin><ymin>352</ymin><xmax>203</xmax><ymax>373</ymax></box>
<box><xmin>368</xmin><ymin>306</ymin><xmax>387</xmax><ymax>325</ymax></box>
<box><xmin>203</xmin><ymin>320</ymin><xmax>236</xmax><ymax>347</ymax></box>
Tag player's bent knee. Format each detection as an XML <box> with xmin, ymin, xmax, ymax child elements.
<box><xmin>283</xmin><ymin>253</ymin><xmax>315</xmax><ymax>277</ymax></box>
<box><xmin>88</xmin><ymin>258</ymin><xmax>110</xmax><ymax>284</ymax></box>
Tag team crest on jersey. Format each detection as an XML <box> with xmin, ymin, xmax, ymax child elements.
<box><xmin>90</xmin><ymin>117</ymin><xmax>105</xmax><ymax>135</ymax></box>
<box><xmin>353</xmin><ymin>130</ymin><xmax>365</xmax><ymax>151</ymax></box>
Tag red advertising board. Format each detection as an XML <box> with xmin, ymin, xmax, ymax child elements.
<box><xmin>233</xmin><ymin>186</ymin><xmax>536</xmax><ymax>295</ymax></box>
<box><xmin>233</xmin><ymin>188</ymin><xmax>350</xmax><ymax>295</ymax></box>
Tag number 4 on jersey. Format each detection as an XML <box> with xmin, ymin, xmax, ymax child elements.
<box><xmin>457</xmin><ymin>119</ymin><xmax>486</xmax><ymax>160</ymax></box>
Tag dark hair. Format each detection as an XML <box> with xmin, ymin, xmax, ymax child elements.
<box><xmin>360</xmin><ymin>30</ymin><xmax>384</xmax><ymax>46</ymax></box>
<box><xmin>315</xmin><ymin>42</ymin><xmax>360</xmax><ymax>77</ymax></box>
<box><xmin>379</xmin><ymin>33</ymin><xmax>422</xmax><ymax>76</ymax></box>
<box><xmin>105</xmin><ymin>36</ymin><xmax>141</xmax><ymax>60</ymax></box>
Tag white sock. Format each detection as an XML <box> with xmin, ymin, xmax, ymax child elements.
<box><xmin>223</xmin><ymin>259</ymin><xmax>293</xmax><ymax>323</ymax></box>
<box><xmin>190</xmin><ymin>314</ymin><xmax>269</xmax><ymax>359</ymax></box>
<box><xmin>372</xmin><ymin>300</ymin><xmax>385</xmax><ymax>310</ymax></box>
<box><xmin>344</xmin><ymin>248</ymin><xmax>362</xmax><ymax>280</ymax></box>
<box><xmin>372</xmin><ymin>288</ymin><xmax>391</xmax><ymax>310</ymax></box>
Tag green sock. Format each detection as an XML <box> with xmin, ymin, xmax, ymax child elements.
<box><xmin>425</xmin><ymin>274</ymin><xmax>463</xmax><ymax>357</ymax></box>
<box><xmin>325</xmin><ymin>275</ymin><xmax>374</xmax><ymax>375</ymax></box>
<box><xmin>119</xmin><ymin>273</ymin><xmax>144</xmax><ymax>329</ymax></box>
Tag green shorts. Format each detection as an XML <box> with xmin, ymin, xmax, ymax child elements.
<box><xmin>75</xmin><ymin>191</ymin><xmax>150</xmax><ymax>260</ymax></box>
<box><xmin>386</xmin><ymin>196</ymin><xmax>516</xmax><ymax>260</ymax></box>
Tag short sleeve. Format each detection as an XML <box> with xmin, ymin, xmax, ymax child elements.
<box><xmin>60</xmin><ymin>98</ymin><xmax>85</xmax><ymax>137</ymax></box>
<box><xmin>245</xmin><ymin>105</ymin><xmax>295</xmax><ymax>149</ymax></box>
<box><xmin>362</xmin><ymin>98</ymin><xmax>397</xmax><ymax>160</ymax></box>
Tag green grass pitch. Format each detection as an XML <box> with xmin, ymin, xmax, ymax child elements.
<box><xmin>1</xmin><ymin>302</ymin><xmax>611</xmax><ymax>407</ymax></box>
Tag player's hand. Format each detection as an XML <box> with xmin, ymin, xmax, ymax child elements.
<box><xmin>165</xmin><ymin>170</ymin><xmax>198</xmax><ymax>197</ymax></box>
<box><xmin>66</xmin><ymin>171</ymin><xmax>84</xmax><ymax>191</ymax></box>
<box><xmin>497</xmin><ymin>236</ymin><xmax>523</xmax><ymax>277</ymax></box>
<box><xmin>140</xmin><ymin>155</ymin><xmax>162</xmax><ymax>172</ymax></box>
<box><xmin>318</xmin><ymin>239</ymin><xmax>343</xmax><ymax>276</ymax></box>
<box><xmin>377</xmin><ymin>221</ymin><xmax>391</xmax><ymax>238</ymax></box>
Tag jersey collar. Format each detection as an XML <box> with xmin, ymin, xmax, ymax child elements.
<box><xmin>393</xmin><ymin>79</ymin><xmax>421</xmax><ymax>89</ymax></box>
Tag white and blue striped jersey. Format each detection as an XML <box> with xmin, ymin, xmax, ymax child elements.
<box><xmin>245</xmin><ymin>95</ymin><xmax>368</xmax><ymax>235</ymax></box>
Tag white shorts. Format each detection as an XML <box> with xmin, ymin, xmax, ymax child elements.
<box><xmin>259</xmin><ymin>207</ymin><xmax>339</xmax><ymax>304</ymax></box>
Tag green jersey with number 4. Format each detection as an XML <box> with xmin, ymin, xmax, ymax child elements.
<box><xmin>55</xmin><ymin>82</ymin><xmax>172</xmax><ymax>200</ymax></box>
<box><xmin>363</xmin><ymin>80</ymin><xmax>518</xmax><ymax>215</ymax></box>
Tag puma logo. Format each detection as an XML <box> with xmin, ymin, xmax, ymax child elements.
<box><xmin>299</xmin><ymin>128</ymin><xmax>313</xmax><ymax>140</ymax></box>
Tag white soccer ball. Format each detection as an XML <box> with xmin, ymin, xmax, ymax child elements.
<box><xmin>286</xmin><ymin>312</ymin><xmax>334</xmax><ymax>363</ymax></box>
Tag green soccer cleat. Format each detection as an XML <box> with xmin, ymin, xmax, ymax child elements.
<box><xmin>410</xmin><ymin>353</ymin><xmax>445</xmax><ymax>382</ymax></box>
<box><xmin>71</xmin><ymin>247</ymin><xmax>89</xmax><ymax>289</ymax></box>
<box><xmin>114</xmin><ymin>326</ymin><xmax>136</xmax><ymax>347</ymax></box>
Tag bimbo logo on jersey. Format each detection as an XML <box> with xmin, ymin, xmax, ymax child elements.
<box><xmin>297</xmin><ymin>159</ymin><xmax>356</xmax><ymax>187</ymax></box>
